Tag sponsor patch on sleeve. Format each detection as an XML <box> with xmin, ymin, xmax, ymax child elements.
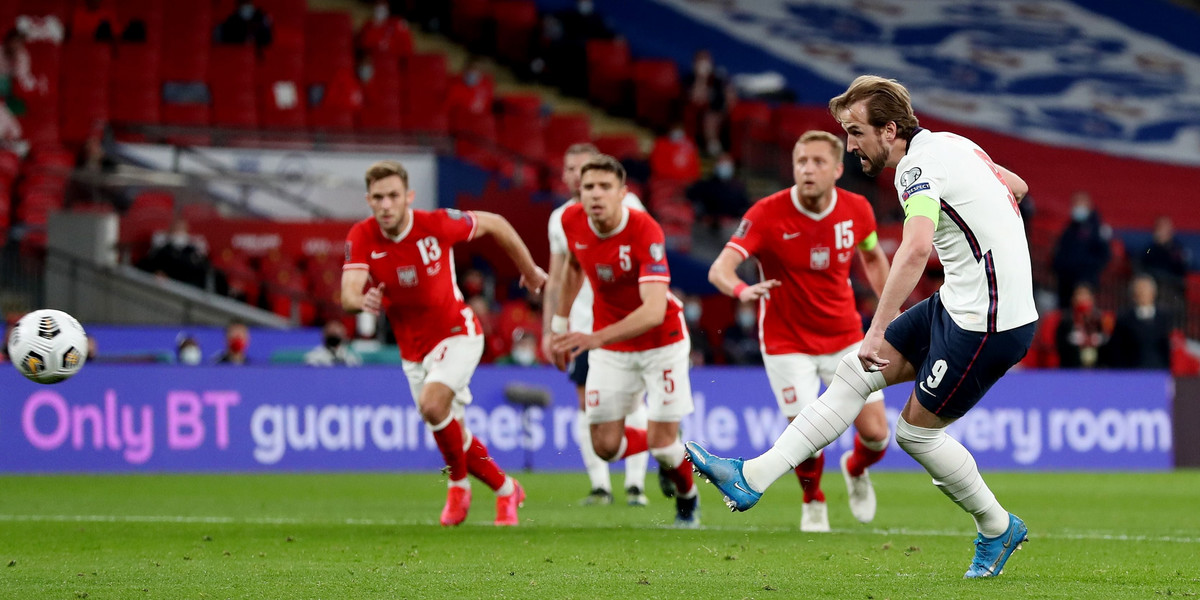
<box><xmin>647</xmin><ymin>264</ymin><xmax>668</xmax><ymax>274</ymax></box>
<box><xmin>733</xmin><ymin>218</ymin><xmax>752</xmax><ymax>239</ymax></box>
<box><xmin>901</xmin><ymin>181</ymin><xmax>931</xmax><ymax>200</ymax></box>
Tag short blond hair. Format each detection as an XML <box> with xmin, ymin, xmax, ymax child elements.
<box><xmin>364</xmin><ymin>160</ymin><xmax>409</xmax><ymax>190</ymax></box>
<box><xmin>564</xmin><ymin>142</ymin><xmax>600</xmax><ymax>158</ymax></box>
<box><xmin>796</xmin><ymin>130</ymin><xmax>845</xmax><ymax>158</ymax></box>
<box><xmin>829</xmin><ymin>75</ymin><xmax>920</xmax><ymax>141</ymax></box>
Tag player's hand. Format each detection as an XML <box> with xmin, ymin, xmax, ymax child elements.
<box><xmin>737</xmin><ymin>279</ymin><xmax>782</xmax><ymax>302</ymax></box>
<box><xmin>362</xmin><ymin>283</ymin><xmax>385</xmax><ymax>316</ymax></box>
<box><xmin>520</xmin><ymin>266</ymin><xmax>549</xmax><ymax>295</ymax></box>
<box><xmin>546</xmin><ymin>335</ymin><xmax>571</xmax><ymax>371</ymax></box>
<box><xmin>553</xmin><ymin>331</ymin><xmax>599</xmax><ymax>361</ymax></box>
<box><xmin>857</xmin><ymin>327</ymin><xmax>889</xmax><ymax>373</ymax></box>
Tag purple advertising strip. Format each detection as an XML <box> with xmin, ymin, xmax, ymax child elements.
<box><xmin>0</xmin><ymin>366</ymin><xmax>1173</xmax><ymax>472</ymax></box>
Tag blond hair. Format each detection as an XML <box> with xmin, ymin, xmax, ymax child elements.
<box><xmin>564</xmin><ymin>142</ymin><xmax>600</xmax><ymax>158</ymax></box>
<box><xmin>364</xmin><ymin>160</ymin><xmax>410</xmax><ymax>190</ymax></box>
<box><xmin>796</xmin><ymin>130</ymin><xmax>845</xmax><ymax>158</ymax></box>
<box><xmin>829</xmin><ymin>75</ymin><xmax>920</xmax><ymax>141</ymax></box>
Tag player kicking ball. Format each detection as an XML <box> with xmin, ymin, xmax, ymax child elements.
<box><xmin>342</xmin><ymin>160</ymin><xmax>547</xmax><ymax>526</ymax></box>
<box><xmin>547</xmin><ymin>155</ymin><xmax>699</xmax><ymax>528</ymax></box>
<box><xmin>688</xmin><ymin>76</ymin><xmax>1037</xmax><ymax>578</ymax></box>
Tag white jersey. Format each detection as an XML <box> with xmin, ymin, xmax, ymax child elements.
<box><xmin>894</xmin><ymin>129</ymin><xmax>1037</xmax><ymax>333</ymax></box>
<box><xmin>548</xmin><ymin>192</ymin><xmax>645</xmax><ymax>334</ymax></box>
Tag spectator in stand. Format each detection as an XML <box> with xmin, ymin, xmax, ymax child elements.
<box><xmin>467</xmin><ymin>295</ymin><xmax>505</xmax><ymax>363</ymax></box>
<box><xmin>1103</xmin><ymin>274</ymin><xmax>1173</xmax><ymax>370</ymax></box>
<box><xmin>1055</xmin><ymin>283</ymin><xmax>1110</xmax><ymax>369</ymax></box>
<box><xmin>649</xmin><ymin>122</ymin><xmax>701</xmax><ymax>183</ymax></box>
<box><xmin>216</xmin><ymin>0</ymin><xmax>273</xmax><ymax>48</ymax></box>
<box><xmin>532</xmin><ymin>0</ymin><xmax>616</xmax><ymax>95</ymax></box>
<box><xmin>137</xmin><ymin>218</ymin><xmax>212</xmax><ymax>289</ymax></box>
<box><xmin>446</xmin><ymin>57</ymin><xmax>494</xmax><ymax>121</ymax></box>
<box><xmin>304</xmin><ymin>320</ymin><xmax>363</xmax><ymax>367</ymax></box>
<box><xmin>496</xmin><ymin>329</ymin><xmax>541</xmax><ymax>366</ymax></box>
<box><xmin>722</xmin><ymin>301</ymin><xmax>763</xmax><ymax>366</ymax></box>
<box><xmin>357</xmin><ymin>0</ymin><xmax>412</xmax><ymax>57</ymax></box>
<box><xmin>1052</xmin><ymin>191</ymin><xmax>1111</xmax><ymax>309</ymax></box>
<box><xmin>176</xmin><ymin>333</ymin><xmax>203</xmax><ymax>366</ymax></box>
<box><xmin>680</xmin><ymin>293</ymin><xmax>715</xmax><ymax>366</ymax></box>
<box><xmin>69</xmin><ymin>0</ymin><xmax>117</xmax><ymax>42</ymax></box>
<box><xmin>1139</xmin><ymin>215</ymin><xmax>1190</xmax><ymax>300</ymax></box>
<box><xmin>685</xmin><ymin>153</ymin><xmax>750</xmax><ymax>231</ymax></box>
<box><xmin>682</xmin><ymin>49</ymin><xmax>735</xmax><ymax>157</ymax></box>
<box><xmin>214</xmin><ymin>321</ymin><xmax>251</xmax><ymax>365</ymax></box>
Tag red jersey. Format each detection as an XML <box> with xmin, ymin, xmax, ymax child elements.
<box><xmin>728</xmin><ymin>187</ymin><xmax>878</xmax><ymax>355</ymax></box>
<box><xmin>343</xmin><ymin>209</ymin><xmax>482</xmax><ymax>362</ymax></box>
<box><xmin>561</xmin><ymin>204</ymin><xmax>686</xmax><ymax>352</ymax></box>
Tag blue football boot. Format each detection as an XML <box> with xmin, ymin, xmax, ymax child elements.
<box><xmin>684</xmin><ymin>441</ymin><xmax>762</xmax><ymax>512</ymax></box>
<box><xmin>964</xmin><ymin>513</ymin><xmax>1028</xmax><ymax>578</ymax></box>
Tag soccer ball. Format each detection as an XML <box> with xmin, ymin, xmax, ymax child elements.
<box><xmin>7</xmin><ymin>309</ymin><xmax>89</xmax><ymax>384</ymax></box>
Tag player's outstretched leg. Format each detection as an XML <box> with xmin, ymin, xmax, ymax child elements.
<box><xmin>431</xmin><ymin>415</ymin><xmax>471</xmax><ymax>526</ymax></box>
<box><xmin>465</xmin><ymin>435</ymin><xmax>524</xmax><ymax>526</ymax></box>
<box><xmin>685</xmin><ymin>442</ymin><xmax>761</xmax><ymax>512</ymax></box>
<box><xmin>840</xmin><ymin>431</ymin><xmax>888</xmax><ymax>524</ymax></box>
<box><xmin>795</xmin><ymin>452</ymin><xmax>829</xmax><ymax>532</ymax></box>
<box><xmin>965</xmin><ymin>513</ymin><xmax>1028</xmax><ymax>578</ymax></box>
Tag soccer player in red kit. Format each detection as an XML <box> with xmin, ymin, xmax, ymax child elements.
<box><xmin>547</xmin><ymin>155</ymin><xmax>699</xmax><ymax>527</ymax></box>
<box><xmin>708</xmin><ymin>130</ymin><xmax>891</xmax><ymax>531</ymax></box>
<box><xmin>341</xmin><ymin>160</ymin><xmax>548</xmax><ymax>527</ymax></box>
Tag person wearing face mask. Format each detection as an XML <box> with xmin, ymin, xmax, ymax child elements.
<box><xmin>176</xmin><ymin>333</ymin><xmax>204</xmax><ymax>366</ymax></box>
<box><xmin>497</xmin><ymin>329</ymin><xmax>541</xmax><ymax>367</ymax></box>
<box><xmin>685</xmin><ymin>152</ymin><xmax>750</xmax><ymax>232</ymax></box>
<box><xmin>446</xmin><ymin>57</ymin><xmax>494</xmax><ymax>121</ymax></box>
<box><xmin>356</xmin><ymin>0</ymin><xmax>413</xmax><ymax>58</ymax></box>
<box><xmin>215</xmin><ymin>321</ymin><xmax>251</xmax><ymax>365</ymax></box>
<box><xmin>1054</xmin><ymin>283</ymin><xmax>1111</xmax><ymax>368</ymax></box>
<box><xmin>682</xmin><ymin>49</ymin><xmax>735</xmax><ymax>157</ymax></box>
<box><xmin>1052</xmin><ymin>190</ymin><xmax>1112</xmax><ymax>310</ymax></box>
<box><xmin>305</xmin><ymin>320</ymin><xmax>363</xmax><ymax>367</ymax></box>
<box><xmin>137</xmin><ymin>218</ymin><xmax>211</xmax><ymax>289</ymax></box>
<box><xmin>649</xmin><ymin>122</ymin><xmax>701</xmax><ymax>183</ymax></box>
<box><xmin>216</xmin><ymin>0</ymin><xmax>273</xmax><ymax>48</ymax></box>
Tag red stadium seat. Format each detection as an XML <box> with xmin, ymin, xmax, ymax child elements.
<box><xmin>450</xmin><ymin>0</ymin><xmax>491</xmax><ymax>48</ymax></box>
<box><xmin>400</xmin><ymin>54</ymin><xmax>449</xmax><ymax>134</ymax></box>
<box><xmin>544</xmin><ymin>113</ymin><xmax>591</xmax><ymax>159</ymax></box>
<box><xmin>304</xmin><ymin>11</ymin><xmax>354</xmax><ymax>87</ymax></box>
<box><xmin>110</xmin><ymin>43</ymin><xmax>161</xmax><ymax>125</ymax></box>
<box><xmin>586</xmin><ymin>38</ymin><xmax>630</xmax><ymax>110</ymax></box>
<box><xmin>114</xmin><ymin>0</ymin><xmax>165</xmax><ymax>47</ymax></box>
<box><xmin>491</xmin><ymin>0</ymin><xmax>538</xmax><ymax>66</ymax></box>
<box><xmin>729</xmin><ymin>100</ymin><xmax>773</xmax><ymax>161</ymax></box>
<box><xmin>209</xmin><ymin>46</ymin><xmax>258</xmax><ymax>128</ymax></box>
<box><xmin>358</xmin><ymin>58</ymin><xmax>402</xmax><ymax>132</ymax></box>
<box><xmin>631</xmin><ymin>59</ymin><xmax>680</xmax><ymax>131</ymax></box>
<box><xmin>497</xmin><ymin>113</ymin><xmax>545</xmax><ymax>163</ymax></box>
<box><xmin>17</xmin><ymin>42</ymin><xmax>61</xmax><ymax>146</ymax></box>
<box><xmin>258</xmin><ymin>46</ymin><xmax>306</xmax><ymax>129</ymax></box>
<box><xmin>161</xmin><ymin>2</ymin><xmax>212</xmax><ymax>81</ymax></box>
<box><xmin>593</xmin><ymin>133</ymin><xmax>643</xmax><ymax>161</ymax></box>
<box><xmin>495</xmin><ymin>93</ymin><xmax>541</xmax><ymax>117</ymax></box>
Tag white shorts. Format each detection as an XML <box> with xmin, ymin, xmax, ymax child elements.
<box><xmin>585</xmin><ymin>339</ymin><xmax>692</xmax><ymax>425</ymax></box>
<box><xmin>763</xmin><ymin>341</ymin><xmax>885</xmax><ymax>418</ymax></box>
<box><xmin>401</xmin><ymin>334</ymin><xmax>484</xmax><ymax>419</ymax></box>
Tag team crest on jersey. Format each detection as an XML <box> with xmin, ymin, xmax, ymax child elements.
<box><xmin>445</xmin><ymin>208</ymin><xmax>465</xmax><ymax>220</ymax></box>
<box><xmin>396</xmin><ymin>265</ymin><xmax>419</xmax><ymax>287</ymax></box>
<box><xmin>810</xmin><ymin>246</ymin><xmax>830</xmax><ymax>270</ymax></box>
<box><xmin>782</xmin><ymin>387</ymin><xmax>796</xmax><ymax>404</ymax></box>
<box><xmin>596</xmin><ymin>264</ymin><xmax>614</xmax><ymax>282</ymax></box>
<box><xmin>899</xmin><ymin>167</ymin><xmax>923</xmax><ymax>188</ymax></box>
<box><xmin>733</xmin><ymin>218</ymin><xmax>752</xmax><ymax>239</ymax></box>
<box><xmin>649</xmin><ymin>243</ymin><xmax>665</xmax><ymax>262</ymax></box>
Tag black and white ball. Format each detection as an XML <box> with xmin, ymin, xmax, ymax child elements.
<box><xmin>7</xmin><ymin>309</ymin><xmax>89</xmax><ymax>384</ymax></box>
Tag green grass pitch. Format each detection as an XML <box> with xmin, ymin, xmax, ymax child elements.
<box><xmin>1</xmin><ymin>470</ymin><xmax>1198</xmax><ymax>599</ymax></box>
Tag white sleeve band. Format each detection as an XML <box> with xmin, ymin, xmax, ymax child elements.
<box><xmin>551</xmin><ymin>315</ymin><xmax>569</xmax><ymax>334</ymax></box>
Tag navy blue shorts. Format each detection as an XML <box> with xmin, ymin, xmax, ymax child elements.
<box><xmin>567</xmin><ymin>349</ymin><xmax>590</xmax><ymax>387</ymax></box>
<box><xmin>884</xmin><ymin>293</ymin><xmax>1035</xmax><ymax>420</ymax></box>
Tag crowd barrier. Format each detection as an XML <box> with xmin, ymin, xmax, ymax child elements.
<box><xmin>0</xmin><ymin>366</ymin><xmax>1173</xmax><ymax>472</ymax></box>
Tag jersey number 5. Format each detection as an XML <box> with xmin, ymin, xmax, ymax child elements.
<box><xmin>417</xmin><ymin>236</ymin><xmax>441</xmax><ymax>265</ymax></box>
<box><xmin>619</xmin><ymin>245</ymin><xmax>632</xmax><ymax>271</ymax></box>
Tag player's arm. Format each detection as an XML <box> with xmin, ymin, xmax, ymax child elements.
<box><xmin>341</xmin><ymin>268</ymin><xmax>383</xmax><ymax>314</ymax></box>
<box><xmin>554</xmin><ymin>281</ymin><xmax>668</xmax><ymax>359</ymax></box>
<box><xmin>545</xmin><ymin>251</ymin><xmax>584</xmax><ymax>370</ymax></box>
<box><xmin>856</xmin><ymin>231</ymin><xmax>891</xmax><ymax>298</ymax></box>
<box><xmin>858</xmin><ymin>196</ymin><xmax>936</xmax><ymax>370</ymax></box>
<box><xmin>473</xmin><ymin>211</ymin><xmax>549</xmax><ymax>292</ymax></box>
<box><xmin>709</xmin><ymin>247</ymin><xmax>780</xmax><ymax>301</ymax></box>
<box><xmin>541</xmin><ymin>250</ymin><xmax>567</xmax><ymax>354</ymax></box>
<box><xmin>997</xmin><ymin>165</ymin><xmax>1028</xmax><ymax>203</ymax></box>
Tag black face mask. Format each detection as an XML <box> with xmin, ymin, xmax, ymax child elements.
<box><xmin>324</xmin><ymin>335</ymin><xmax>344</xmax><ymax>349</ymax></box>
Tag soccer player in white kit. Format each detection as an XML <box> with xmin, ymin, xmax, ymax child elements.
<box><xmin>688</xmin><ymin>76</ymin><xmax>1038</xmax><ymax>578</ymax></box>
<box><xmin>543</xmin><ymin>143</ymin><xmax>650</xmax><ymax>507</ymax></box>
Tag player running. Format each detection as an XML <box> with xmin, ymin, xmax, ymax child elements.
<box><xmin>708</xmin><ymin>130</ymin><xmax>891</xmax><ymax>532</ymax></box>
<box><xmin>547</xmin><ymin>155</ymin><xmax>700</xmax><ymax>527</ymax></box>
<box><xmin>342</xmin><ymin>160</ymin><xmax>547</xmax><ymax>527</ymax></box>
<box><xmin>688</xmin><ymin>76</ymin><xmax>1037</xmax><ymax>578</ymax></box>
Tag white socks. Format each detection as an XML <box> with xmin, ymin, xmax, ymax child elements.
<box><xmin>495</xmin><ymin>476</ymin><xmax>515</xmax><ymax>497</ymax></box>
<box><xmin>743</xmin><ymin>352</ymin><xmax>884</xmax><ymax>492</ymax></box>
<box><xmin>895</xmin><ymin>417</ymin><xmax>1009</xmax><ymax>537</ymax></box>
<box><xmin>623</xmin><ymin>402</ymin><xmax>649</xmax><ymax>491</ymax></box>
<box><xmin>575</xmin><ymin>412</ymin><xmax>612</xmax><ymax>491</ymax></box>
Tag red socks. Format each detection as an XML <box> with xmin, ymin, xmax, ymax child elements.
<box><xmin>846</xmin><ymin>435</ymin><xmax>888</xmax><ymax>477</ymax></box>
<box><xmin>466</xmin><ymin>436</ymin><xmax>507</xmax><ymax>491</ymax></box>
<box><xmin>431</xmin><ymin>417</ymin><xmax>467</xmax><ymax>482</ymax></box>
<box><xmin>664</xmin><ymin>459</ymin><xmax>695</xmax><ymax>495</ymax></box>
<box><xmin>621</xmin><ymin>427</ymin><xmax>648</xmax><ymax>458</ymax></box>
<box><xmin>794</xmin><ymin>453</ymin><xmax>825</xmax><ymax>504</ymax></box>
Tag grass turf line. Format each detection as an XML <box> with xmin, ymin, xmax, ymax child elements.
<box><xmin>1</xmin><ymin>471</ymin><xmax>1198</xmax><ymax>599</ymax></box>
